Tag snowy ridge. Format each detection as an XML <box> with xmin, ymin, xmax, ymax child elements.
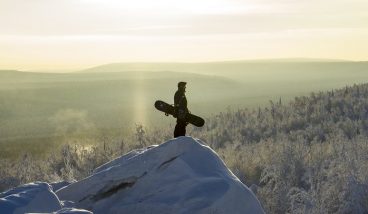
<box><xmin>0</xmin><ymin>137</ymin><xmax>264</xmax><ymax>214</ymax></box>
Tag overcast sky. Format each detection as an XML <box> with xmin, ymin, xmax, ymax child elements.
<box><xmin>0</xmin><ymin>0</ymin><xmax>367</xmax><ymax>70</ymax></box>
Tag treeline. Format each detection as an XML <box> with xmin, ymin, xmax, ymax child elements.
<box><xmin>192</xmin><ymin>84</ymin><xmax>368</xmax><ymax>146</ymax></box>
<box><xmin>2</xmin><ymin>83</ymin><xmax>368</xmax><ymax>213</ymax></box>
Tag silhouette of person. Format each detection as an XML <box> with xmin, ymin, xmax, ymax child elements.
<box><xmin>174</xmin><ymin>82</ymin><xmax>188</xmax><ymax>137</ymax></box>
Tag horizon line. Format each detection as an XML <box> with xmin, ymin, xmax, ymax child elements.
<box><xmin>1</xmin><ymin>57</ymin><xmax>368</xmax><ymax>73</ymax></box>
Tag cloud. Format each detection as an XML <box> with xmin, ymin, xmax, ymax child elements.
<box><xmin>0</xmin><ymin>0</ymin><xmax>367</xmax><ymax>68</ymax></box>
<box><xmin>1</xmin><ymin>0</ymin><xmax>367</xmax><ymax>36</ymax></box>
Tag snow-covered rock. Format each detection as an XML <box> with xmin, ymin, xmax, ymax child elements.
<box><xmin>0</xmin><ymin>182</ymin><xmax>93</xmax><ymax>214</ymax></box>
<box><xmin>0</xmin><ymin>182</ymin><xmax>61</xmax><ymax>214</ymax></box>
<box><xmin>56</xmin><ymin>137</ymin><xmax>265</xmax><ymax>214</ymax></box>
<box><xmin>0</xmin><ymin>137</ymin><xmax>265</xmax><ymax>214</ymax></box>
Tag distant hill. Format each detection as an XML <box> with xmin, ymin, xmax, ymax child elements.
<box><xmin>0</xmin><ymin>70</ymin><xmax>28</xmax><ymax>76</ymax></box>
<box><xmin>0</xmin><ymin>69</ymin><xmax>235</xmax><ymax>84</ymax></box>
<box><xmin>229</xmin><ymin>58</ymin><xmax>350</xmax><ymax>62</ymax></box>
<box><xmin>0</xmin><ymin>58</ymin><xmax>358</xmax><ymax>74</ymax></box>
<box><xmin>78</xmin><ymin>60</ymin><xmax>368</xmax><ymax>76</ymax></box>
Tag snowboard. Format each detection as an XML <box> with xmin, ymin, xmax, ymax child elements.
<box><xmin>154</xmin><ymin>100</ymin><xmax>205</xmax><ymax>127</ymax></box>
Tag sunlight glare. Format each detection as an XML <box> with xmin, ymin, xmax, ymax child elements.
<box><xmin>80</xmin><ymin>0</ymin><xmax>255</xmax><ymax>15</ymax></box>
<box><xmin>132</xmin><ymin>73</ymin><xmax>148</xmax><ymax>125</ymax></box>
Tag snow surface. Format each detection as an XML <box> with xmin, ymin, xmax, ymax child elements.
<box><xmin>57</xmin><ymin>137</ymin><xmax>264</xmax><ymax>213</ymax></box>
<box><xmin>0</xmin><ymin>182</ymin><xmax>61</xmax><ymax>214</ymax></box>
<box><xmin>0</xmin><ymin>136</ymin><xmax>264</xmax><ymax>214</ymax></box>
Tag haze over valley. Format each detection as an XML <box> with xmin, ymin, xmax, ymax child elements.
<box><xmin>1</xmin><ymin>60</ymin><xmax>368</xmax><ymax>159</ymax></box>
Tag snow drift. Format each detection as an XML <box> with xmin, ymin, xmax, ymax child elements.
<box><xmin>1</xmin><ymin>136</ymin><xmax>264</xmax><ymax>214</ymax></box>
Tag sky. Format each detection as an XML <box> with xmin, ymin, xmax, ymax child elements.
<box><xmin>0</xmin><ymin>0</ymin><xmax>367</xmax><ymax>70</ymax></box>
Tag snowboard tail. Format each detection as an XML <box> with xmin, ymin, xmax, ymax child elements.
<box><xmin>155</xmin><ymin>100</ymin><xmax>205</xmax><ymax>127</ymax></box>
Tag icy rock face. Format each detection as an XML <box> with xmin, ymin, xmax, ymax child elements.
<box><xmin>0</xmin><ymin>182</ymin><xmax>62</xmax><ymax>214</ymax></box>
<box><xmin>57</xmin><ymin>137</ymin><xmax>264</xmax><ymax>214</ymax></box>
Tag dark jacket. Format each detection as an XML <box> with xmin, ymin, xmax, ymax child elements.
<box><xmin>174</xmin><ymin>90</ymin><xmax>187</xmax><ymax>111</ymax></box>
<box><xmin>174</xmin><ymin>90</ymin><xmax>188</xmax><ymax>121</ymax></box>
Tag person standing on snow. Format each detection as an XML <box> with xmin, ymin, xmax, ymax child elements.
<box><xmin>174</xmin><ymin>82</ymin><xmax>189</xmax><ymax>137</ymax></box>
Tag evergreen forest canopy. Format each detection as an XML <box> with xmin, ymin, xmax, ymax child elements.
<box><xmin>1</xmin><ymin>80</ymin><xmax>368</xmax><ymax>213</ymax></box>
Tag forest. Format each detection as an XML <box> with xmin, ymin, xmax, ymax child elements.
<box><xmin>1</xmin><ymin>82</ymin><xmax>368</xmax><ymax>213</ymax></box>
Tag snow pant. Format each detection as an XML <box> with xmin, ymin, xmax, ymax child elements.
<box><xmin>174</xmin><ymin>120</ymin><xmax>187</xmax><ymax>137</ymax></box>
